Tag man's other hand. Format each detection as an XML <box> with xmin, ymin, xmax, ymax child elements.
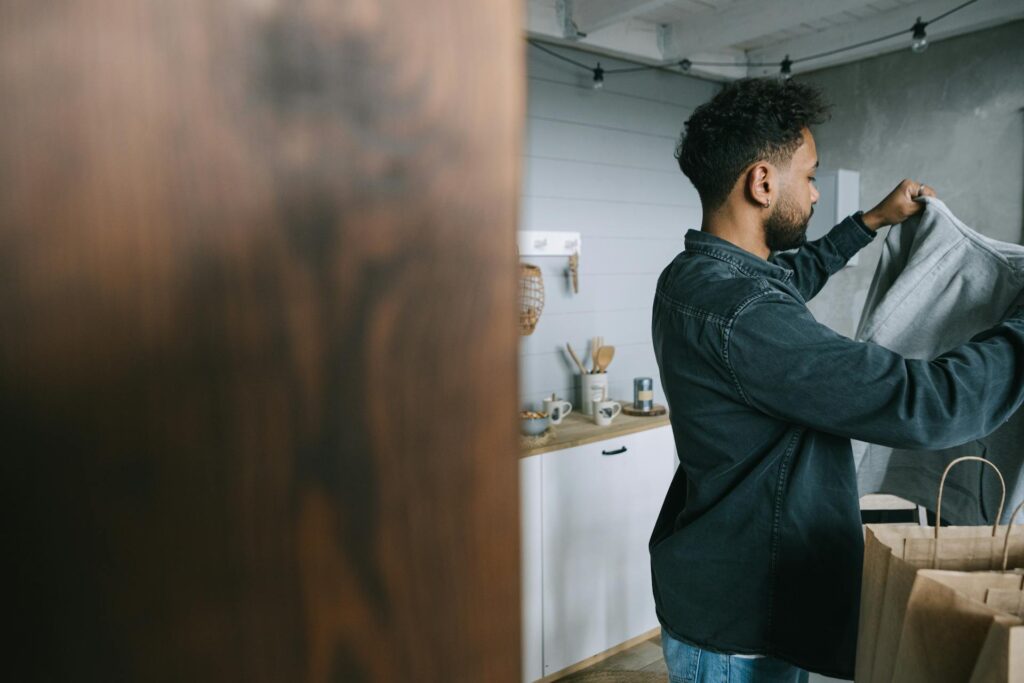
<box><xmin>861</xmin><ymin>179</ymin><xmax>937</xmax><ymax>231</ymax></box>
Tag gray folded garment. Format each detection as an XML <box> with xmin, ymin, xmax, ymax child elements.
<box><xmin>853</xmin><ymin>196</ymin><xmax>1024</xmax><ymax>524</ymax></box>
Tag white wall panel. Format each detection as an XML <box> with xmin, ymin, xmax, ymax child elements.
<box><xmin>521</xmin><ymin>307</ymin><xmax>653</xmax><ymax>357</ymax></box>
<box><xmin>532</xmin><ymin>272</ymin><xmax>660</xmax><ymax>315</ymax></box>
<box><xmin>527</xmin><ymin>79</ymin><xmax>690</xmax><ymax>138</ymax></box>
<box><xmin>520</xmin><ymin>196</ymin><xmax>698</xmax><ymax>238</ymax></box>
<box><xmin>519</xmin><ymin>45</ymin><xmax>720</xmax><ymax>410</ymax></box>
<box><xmin>523</xmin><ymin>157</ymin><xmax>697</xmax><ymax>207</ymax></box>
<box><xmin>525</xmin><ymin>117</ymin><xmax>679</xmax><ymax>172</ymax></box>
<box><xmin>578</xmin><ymin>235</ymin><xmax>683</xmax><ymax>274</ymax></box>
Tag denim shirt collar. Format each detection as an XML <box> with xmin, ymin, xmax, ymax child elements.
<box><xmin>683</xmin><ymin>229</ymin><xmax>794</xmax><ymax>283</ymax></box>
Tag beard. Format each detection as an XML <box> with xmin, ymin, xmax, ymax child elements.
<box><xmin>764</xmin><ymin>194</ymin><xmax>813</xmax><ymax>252</ymax></box>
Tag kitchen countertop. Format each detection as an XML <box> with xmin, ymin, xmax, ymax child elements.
<box><xmin>520</xmin><ymin>400</ymin><xmax>671</xmax><ymax>458</ymax></box>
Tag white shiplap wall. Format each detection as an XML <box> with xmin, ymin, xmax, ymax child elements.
<box><xmin>519</xmin><ymin>45</ymin><xmax>720</xmax><ymax>411</ymax></box>
<box><xmin>520</xmin><ymin>50</ymin><xmax>854</xmax><ymax>683</ymax></box>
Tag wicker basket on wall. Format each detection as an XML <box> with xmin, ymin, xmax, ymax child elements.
<box><xmin>519</xmin><ymin>263</ymin><xmax>544</xmax><ymax>336</ymax></box>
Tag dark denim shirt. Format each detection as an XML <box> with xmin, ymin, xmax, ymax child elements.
<box><xmin>649</xmin><ymin>214</ymin><xmax>1024</xmax><ymax>679</ymax></box>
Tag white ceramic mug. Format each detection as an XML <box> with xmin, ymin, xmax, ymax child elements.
<box><xmin>543</xmin><ymin>398</ymin><xmax>573</xmax><ymax>425</ymax></box>
<box><xmin>592</xmin><ymin>400</ymin><xmax>621</xmax><ymax>426</ymax></box>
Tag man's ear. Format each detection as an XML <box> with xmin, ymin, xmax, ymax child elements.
<box><xmin>747</xmin><ymin>162</ymin><xmax>774</xmax><ymax>207</ymax></box>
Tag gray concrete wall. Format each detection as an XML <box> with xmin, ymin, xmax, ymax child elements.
<box><xmin>795</xmin><ymin>19</ymin><xmax>1024</xmax><ymax>337</ymax></box>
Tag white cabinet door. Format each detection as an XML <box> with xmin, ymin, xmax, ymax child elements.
<box><xmin>541</xmin><ymin>425</ymin><xmax>676</xmax><ymax>676</ymax></box>
<box><xmin>520</xmin><ymin>455</ymin><xmax>543</xmax><ymax>683</ymax></box>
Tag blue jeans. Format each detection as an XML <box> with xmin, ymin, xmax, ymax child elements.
<box><xmin>661</xmin><ymin>629</ymin><xmax>810</xmax><ymax>683</ymax></box>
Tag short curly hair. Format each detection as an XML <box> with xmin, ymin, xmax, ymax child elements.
<box><xmin>675</xmin><ymin>78</ymin><xmax>832</xmax><ymax>212</ymax></box>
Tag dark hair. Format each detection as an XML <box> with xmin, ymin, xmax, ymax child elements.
<box><xmin>675</xmin><ymin>78</ymin><xmax>831</xmax><ymax>212</ymax></box>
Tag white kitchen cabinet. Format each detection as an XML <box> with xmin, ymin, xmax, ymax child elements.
<box><xmin>539</xmin><ymin>425</ymin><xmax>676</xmax><ymax>677</ymax></box>
<box><xmin>520</xmin><ymin>455</ymin><xmax>543</xmax><ymax>683</ymax></box>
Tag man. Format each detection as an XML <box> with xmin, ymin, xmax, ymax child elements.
<box><xmin>650</xmin><ymin>77</ymin><xmax>1024</xmax><ymax>682</ymax></box>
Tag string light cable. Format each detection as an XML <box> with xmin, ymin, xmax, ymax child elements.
<box><xmin>528</xmin><ymin>0</ymin><xmax>979</xmax><ymax>85</ymax></box>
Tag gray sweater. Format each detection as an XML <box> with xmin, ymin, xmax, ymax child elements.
<box><xmin>854</xmin><ymin>196</ymin><xmax>1024</xmax><ymax>524</ymax></box>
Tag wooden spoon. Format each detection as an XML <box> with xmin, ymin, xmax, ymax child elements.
<box><xmin>565</xmin><ymin>343</ymin><xmax>589</xmax><ymax>375</ymax></box>
<box><xmin>594</xmin><ymin>345</ymin><xmax>615</xmax><ymax>373</ymax></box>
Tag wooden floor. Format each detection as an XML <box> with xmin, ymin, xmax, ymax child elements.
<box><xmin>554</xmin><ymin>633</ymin><xmax>668</xmax><ymax>681</ymax></box>
<box><xmin>550</xmin><ymin>633</ymin><xmax>843</xmax><ymax>683</ymax></box>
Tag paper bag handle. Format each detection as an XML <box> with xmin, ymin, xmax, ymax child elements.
<box><xmin>935</xmin><ymin>456</ymin><xmax>1006</xmax><ymax>540</ymax></box>
<box><xmin>1001</xmin><ymin>499</ymin><xmax>1024</xmax><ymax>571</ymax></box>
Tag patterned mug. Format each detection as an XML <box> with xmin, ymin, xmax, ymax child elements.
<box><xmin>592</xmin><ymin>400</ymin><xmax>621</xmax><ymax>426</ymax></box>
<box><xmin>543</xmin><ymin>398</ymin><xmax>573</xmax><ymax>425</ymax></box>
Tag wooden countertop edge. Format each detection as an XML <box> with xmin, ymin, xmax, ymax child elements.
<box><xmin>520</xmin><ymin>404</ymin><xmax>671</xmax><ymax>458</ymax></box>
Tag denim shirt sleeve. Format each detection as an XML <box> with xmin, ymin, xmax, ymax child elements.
<box><xmin>725</xmin><ymin>288</ymin><xmax>1024</xmax><ymax>450</ymax></box>
<box><xmin>769</xmin><ymin>213</ymin><xmax>875</xmax><ymax>302</ymax></box>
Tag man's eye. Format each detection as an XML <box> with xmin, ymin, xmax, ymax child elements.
<box><xmin>809</xmin><ymin>176</ymin><xmax>817</xmax><ymax>182</ymax></box>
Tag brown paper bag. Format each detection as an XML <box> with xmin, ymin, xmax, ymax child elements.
<box><xmin>969</xmin><ymin>616</ymin><xmax>1024</xmax><ymax>682</ymax></box>
<box><xmin>891</xmin><ymin>569</ymin><xmax>1024</xmax><ymax>682</ymax></box>
<box><xmin>857</xmin><ymin>524</ymin><xmax>1024</xmax><ymax>682</ymax></box>
<box><xmin>855</xmin><ymin>456</ymin><xmax>1024</xmax><ymax>683</ymax></box>
<box><xmin>984</xmin><ymin>584</ymin><xmax>1024</xmax><ymax>616</ymax></box>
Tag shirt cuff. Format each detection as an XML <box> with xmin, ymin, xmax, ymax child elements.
<box><xmin>851</xmin><ymin>210</ymin><xmax>875</xmax><ymax>237</ymax></box>
<box><xmin>826</xmin><ymin>212</ymin><xmax>876</xmax><ymax>262</ymax></box>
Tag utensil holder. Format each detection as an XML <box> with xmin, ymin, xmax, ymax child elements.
<box><xmin>579</xmin><ymin>373</ymin><xmax>609</xmax><ymax>416</ymax></box>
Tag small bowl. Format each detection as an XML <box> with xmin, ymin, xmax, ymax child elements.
<box><xmin>520</xmin><ymin>415</ymin><xmax>549</xmax><ymax>436</ymax></box>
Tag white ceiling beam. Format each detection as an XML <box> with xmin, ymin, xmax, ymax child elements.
<box><xmin>526</xmin><ymin>0</ymin><xmax>664</xmax><ymax>61</ymax></box>
<box><xmin>526</xmin><ymin>0</ymin><xmax>570</xmax><ymax>39</ymax></box>
<box><xmin>525</xmin><ymin>0</ymin><xmax>746</xmax><ymax>80</ymax></box>
<box><xmin>659</xmin><ymin>0</ymin><xmax>880</xmax><ymax>63</ymax></box>
<box><xmin>746</xmin><ymin>0</ymin><xmax>1024</xmax><ymax>77</ymax></box>
<box><xmin>568</xmin><ymin>0</ymin><xmax>677</xmax><ymax>36</ymax></box>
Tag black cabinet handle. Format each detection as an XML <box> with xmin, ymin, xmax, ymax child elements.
<box><xmin>601</xmin><ymin>446</ymin><xmax>627</xmax><ymax>456</ymax></box>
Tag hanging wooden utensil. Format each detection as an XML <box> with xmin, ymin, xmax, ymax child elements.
<box><xmin>568</xmin><ymin>251</ymin><xmax>579</xmax><ymax>294</ymax></box>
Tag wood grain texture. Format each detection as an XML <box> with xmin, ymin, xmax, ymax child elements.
<box><xmin>539</xmin><ymin>628</ymin><xmax>661</xmax><ymax>682</ymax></box>
<box><xmin>0</xmin><ymin>1</ymin><xmax>523</xmax><ymax>681</ymax></box>
<box><xmin>621</xmin><ymin>403</ymin><xmax>666</xmax><ymax>417</ymax></box>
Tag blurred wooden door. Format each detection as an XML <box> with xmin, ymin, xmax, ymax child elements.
<box><xmin>0</xmin><ymin>1</ymin><xmax>523</xmax><ymax>681</ymax></box>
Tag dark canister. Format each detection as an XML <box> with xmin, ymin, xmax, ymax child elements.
<box><xmin>633</xmin><ymin>377</ymin><xmax>654</xmax><ymax>411</ymax></box>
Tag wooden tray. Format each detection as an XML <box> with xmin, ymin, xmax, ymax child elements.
<box><xmin>621</xmin><ymin>403</ymin><xmax>666</xmax><ymax>417</ymax></box>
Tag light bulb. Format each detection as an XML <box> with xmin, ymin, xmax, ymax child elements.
<box><xmin>911</xmin><ymin>18</ymin><xmax>928</xmax><ymax>53</ymax></box>
<box><xmin>780</xmin><ymin>55</ymin><xmax>793</xmax><ymax>80</ymax></box>
<box><xmin>592</xmin><ymin>63</ymin><xmax>604</xmax><ymax>89</ymax></box>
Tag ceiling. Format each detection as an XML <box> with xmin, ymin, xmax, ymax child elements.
<box><xmin>526</xmin><ymin>0</ymin><xmax>1024</xmax><ymax>81</ymax></box>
